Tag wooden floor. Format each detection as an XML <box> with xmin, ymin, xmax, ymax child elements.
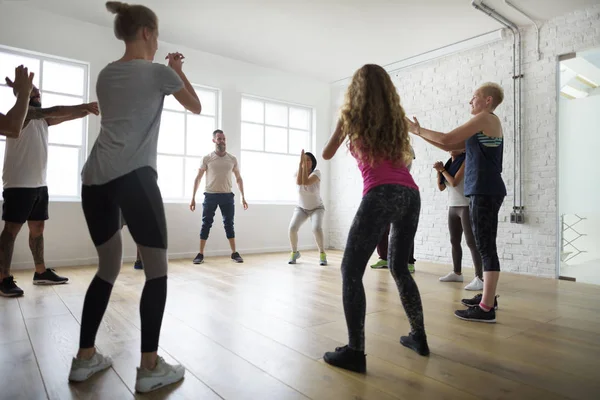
<box><xmin>2</xmin><ymin>250</ymin><xmax>600</xmax><ymax>400</ymax></box>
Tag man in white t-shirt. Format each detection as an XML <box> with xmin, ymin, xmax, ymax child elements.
<box><xmin>190</xmin><ymin>130</ymin><xmax>248</xmax><ymax>264</ymax></box>
<box><xmin>0</xmin><ymin>80</ymin><xmax>98</xmax><ymax>297</ymax></box>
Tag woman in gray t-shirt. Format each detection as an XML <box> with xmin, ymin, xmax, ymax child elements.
<box><xmin>69</xmin><ymin>2</ymin><xmax>201</xmax><ymax>393</ymax></box>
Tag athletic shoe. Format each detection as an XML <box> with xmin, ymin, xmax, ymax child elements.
<box><xmin>134</xmin><ymin>260</ymin><xmax>144</xmax><ymax>270</ymax></box>
<box><xmin>319</xmin><ymin>252</ymin><xmax>328</xmax><ymax>266</ymax></box>
<box><xmin>464</xmin><ymin>276</ymin><xmax>484</xmax><ymax>291</ymax></box>
<box><xmin>231</xmin><ymin>252</ymin><xmax>244</xmax><ymax>263</ymax></box>
<box><xmin>135</xmin><ymin>356</ymin><xmax>185</xmax><ymax>393</ymax></box>
<box><xmin>0</xmin><ymin>276</ymin><xmax>23</xmax><ymax>297</ymax></box>
<box><xmin>33</xmin><ymin>268</ymin><xmax>68</xmax><ymax>285</ymax></box>
<box><xmin>193</xmin><ymin>253</ymin><xmax>204</xmax><ymax>264</ymax></box>
<box><xmin>408</xmin><ymin>263</ymin><xmax>415</xmax><ymax>273</ymax></box>
<box><xmin>323</xmin><ymin>345</ymin><xmax>366</xmax><ymax>373</ymax></box>
<box><xmin>439</xmin><ymin>272</ymin><xmax>464</xmax><ymax>282</ymax></box>
<box><xmin>370</xmin><ymin>259</ymin><xmax>388</xmax><ymax>269</ymax></box>
<box><xmin>461</xmin><ymin>293</ymin><xmax>498</xmax><ymax>310</ymax></box>
<box><xmin>288</xmin><ymin>251</ymin><xmax>301</xmax><ymax>264</ymax></box>
<box><xmin>400</xmin><ymin>332</ymin><xmax>430</xmax><ymax>356</ymax></box>
<box><xmin>68</xmin><ymin>352</ymin><xmax>112</xmax><ymax>382</ymax></box>
<box><xmin>454</xmin><ymin>306</ymin><xmax>496</xmax><ymax>323</ymax></box>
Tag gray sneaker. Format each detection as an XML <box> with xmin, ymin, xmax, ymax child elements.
<box><xmin>288</xmin><ymin>251</ymin><xmax>301</xmax><ymax>264</ymax></box>
<box><xmin>68</xmin><ymin>351</ymin><xmax>112</xmax><ymax>382</ymax></box>
<box><xmin>135</xmin><ymin>356</ymin><xmax>185</xmax><ymax>393</ymax></box>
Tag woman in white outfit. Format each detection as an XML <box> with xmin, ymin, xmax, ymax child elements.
<box><xmin>288</xmin><ymin>150</ymin><xmax>327</xmax><ymax>266</ymax></box>
<box><xmin>436</xmin><ymin>150</ymin><xmax>484</xmax><ymax>291</ymax></box>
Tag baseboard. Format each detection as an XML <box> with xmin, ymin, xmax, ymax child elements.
<box><xmin>9</xmin><ymin>245</ymin><xmax>319</xmax><ymax>270</ymax></box>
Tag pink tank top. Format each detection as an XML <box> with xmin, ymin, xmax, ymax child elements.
<box><xmin>354</xmin><ymin>155</ymin><xmax>418</xmax><ymax>196</ymax></box>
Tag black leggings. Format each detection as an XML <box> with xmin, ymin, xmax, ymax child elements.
<box><xmin>449</xmin><ymin>206</ymin><xmax>482</xmax><ymax>278</ymax></box>
<box><xmin>79</xmin><ymin>167</ymin><xmax>168</xmax><ymax>353</ymax></box>
<box><xmin>341</xmin><ymin>184</ymin><xmax>424</xmax><ymax>352</ymax></box>
<box><xmin>469</xmin><ymin>195</ymin><xmax>504</xmax><ymax>272</ymax></box>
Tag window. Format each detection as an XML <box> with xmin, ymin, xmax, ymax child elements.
<box><xmin>240</xmin><ymin>96</ymin><xmax>314</xmax><ymax>204</ymax></box>
<box><xmin>156</xmin><ymin>86</ymin><xmax>219</xmax><ymax>201</ymax></box>
<box><xmin>0</xmin><ymin>46</ymin><xmax>89</xmax><ymax>199</ymax></box>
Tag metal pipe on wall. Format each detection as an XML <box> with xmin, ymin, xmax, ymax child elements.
<box><xmin>471</xmin><ymin>0</ymin><xmax>524</xmax><ymax>223</ymax></box>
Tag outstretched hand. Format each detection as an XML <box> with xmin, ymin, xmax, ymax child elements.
<box><xmin>82</xmin><ymin>102</ymin><xmax>99</xmax><ymax>116</ymax></box>
<box><xmin>6</xmin><ymin>65</ymin><xmax>34</xmax><ymax>96</ymax></box>
<box><xmin>166</xmin><ymin>52</ymin><xmax>185</xmax><ymax>72</ymax></box>
<box><xmin>405</xmin><ymin>116</ymin><xmax>421</xmax><ymax>135</ymax></box>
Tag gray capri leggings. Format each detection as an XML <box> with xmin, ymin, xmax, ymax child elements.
<box><xmin>449</xmin><ymin>206</ymin><xmax>482</xmax><ymax>278</ymax></box>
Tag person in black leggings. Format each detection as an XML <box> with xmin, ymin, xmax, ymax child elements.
<box><xmin>407</xmin><ymin>82</ymin><xmax>506</xmax><ymax>323</ymax></box>
<box><xmin>68</xmin><ymin>1</ymin><xmax>201</xmax><ymax>393</ymax></box>
<box><xmin>321</xmin><ymin>64</ymin><xmax>429</xmax><ymax>374</ymax></box>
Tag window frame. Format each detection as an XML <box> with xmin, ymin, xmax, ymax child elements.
<box><xmin>240</xmin><ymin>94</ymin><xmax>315</xmax><ymax>205</ymax></box>
<box><xmin>0</xmin><ymin>44</ymin><xmax>90</xmax><ymax>202</ymax></box>
<box><xmin>158</xmin><ymin>84</ymin><xmax>222</xmax><ymax>203</ymax></box>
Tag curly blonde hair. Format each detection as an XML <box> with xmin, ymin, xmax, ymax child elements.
<box><xmin>340</xmin><ymin>64</ymin><xmax>411</xmax><ymax>167</ymax></box>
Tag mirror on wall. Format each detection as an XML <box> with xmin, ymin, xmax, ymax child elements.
<box><xmin>557</xmin><ymin>46</ymin><xmax>600</xmax><ymax>285</ymax></box>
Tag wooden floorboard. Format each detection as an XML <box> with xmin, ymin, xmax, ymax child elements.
<box><xmin>2</xmin><ymin>250</ymin><xmax>600</xmax><ymax>399</ymax></box>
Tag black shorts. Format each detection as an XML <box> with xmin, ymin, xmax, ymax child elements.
<box><xmin>2</xmin><ymin>186</ymin><xmax>49</xmax><ymax>223</ymax></box>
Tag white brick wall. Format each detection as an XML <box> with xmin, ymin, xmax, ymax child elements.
<box><xmin>327</xmin><ymin>4</ymin><xmax>600</xmax><ymax>278</ymax></box>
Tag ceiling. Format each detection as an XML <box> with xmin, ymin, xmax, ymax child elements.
<box><xmin>560</xmin><ymin>48</ymin><xmax>600</xmax><ymax>100</ymax></box>
<box><xmin>14</xmin><ymin>0</ymin><xmax>600</xmax><ymax>82</ymax></box>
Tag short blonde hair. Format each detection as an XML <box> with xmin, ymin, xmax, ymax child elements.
<box><xmin>478</xmin><ymin>82</ymin><xmax>504</xmax><ymax>109</ymax></box>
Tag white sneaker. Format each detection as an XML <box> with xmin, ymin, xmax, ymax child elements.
<box><xmin>135</xmin><ymin>356</ymin><xmax>185</xmax><ymax>393</ymax></box>
<box><xmin>464</xmin><ymin>276</ymin><xmax>484</xmax><ymax>291</ymax></box>
<box><xmin>439</xmin><ymin>272</ymin><xmax>464</xmax><ymax>282</ymax></box>
<box><xmin>68</xmin><ymin>351</ymin><xmax>112</xmax><ymax>382</ymax></box>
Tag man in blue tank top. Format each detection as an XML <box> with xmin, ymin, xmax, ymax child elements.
<box><xmin>406</xmin><ymin>82</ymin><xmax>505</xmax><ymax>323</ymax></box>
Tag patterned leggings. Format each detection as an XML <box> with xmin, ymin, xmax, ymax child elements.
<box><xmin>469</xmin><ymin>195</ymin><xmax>504</xmax><ymax>272</ymax></box>
<box><xmin>341</xmin><ymin>184</ymin><xmax>424</xmax><ymax>351</ymax></box>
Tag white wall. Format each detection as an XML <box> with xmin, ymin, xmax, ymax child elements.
<box><xmin>328</xmin><ymin>4</ymin><xmax>600</xmax><ymax>278</ymax></box>
<box><xmin>0</xmin><ymin>3</ymin><xmax>332</xmax><ymax>269</ymax></box>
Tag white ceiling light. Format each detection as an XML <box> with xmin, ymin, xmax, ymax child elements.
<box><xmin>561</xmin><ymin>85</ymin><xmax>589</xmax><ymax>99</ymax></box>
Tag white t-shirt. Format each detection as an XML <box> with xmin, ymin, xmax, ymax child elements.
<box><xmin>447</xmin><ymin>177</ymin><xmax>469</xmax><ymax>207</ymax></box>
<box><xmin>298</xmin><ymin>169</ymin><xmax>323</xmax><ymax>210</ymax></box>
<box><xmin>201</xmin><ymin>152</ymin><xmax>238</xmax><ymax>193</ymax></box>
<box><xmin>3</xmin><ymin>119</ymin><xmax>48</xmax><ymax>188</ymax></box>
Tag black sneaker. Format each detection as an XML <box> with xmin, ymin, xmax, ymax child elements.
<box><xmin>455</xmin><ymin>306</ymin><xmax>496</xmax><ymax>323</ymax></box>
<box><xmin>33</xmin><ymin>268</ymin><xmax>68</xmax><ymax>285</ymax></box>
<box><xmin>193</xmin><ymin>253</ymin><xmax>204</xmax><ymax>264</ymax></box>
<box><xmin>231</xmin><ymin>252</ymin><xmax>244</xmax><ymax>263</ymax></box>
<box><xmin>323</xmin><ymin>345</ymin><xmax>366</xmax><ymax>373</ymax></box>
<box><xmin>400</xmin><ymin>331</ymin><xmax>430</xmax><ymax>356</ymax></box>
<box><xmin>0</xmin><ymin>276</ymin><xmax>24</xmax><ymax>297</ymax></box>
<box><xmin>461</xmin><ymin>293</ymin><xmax>499</xmax><ymax>310</ymax></box>
<box><xmin>134</xmin><ymin>260</ymin><xmax>143</xmax><ymax>270</ymax></box>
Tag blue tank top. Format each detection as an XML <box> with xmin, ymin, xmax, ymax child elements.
<box><xmin>464</xmin><ymin>128</ymin><xmax>507</xmax><ymax>197</ymax></box>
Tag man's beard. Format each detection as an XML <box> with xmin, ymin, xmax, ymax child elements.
<box><xmin>216</xmin><ymin>144</ymin><xmax>226</xmax><ymax>153</ymax></box>
<box><xmin>29</xmin><ymin>99</ymin><xmax>41</xmax><ymax>108</ymax></box>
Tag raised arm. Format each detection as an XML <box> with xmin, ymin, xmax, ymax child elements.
<box><xmin>434</xmin><ymin>161</ymin><xmax>447</xmax><ymax>192</ymax></box>
<box><xmin>166</xmin><ymin>53</ymin><xmax>201</xmax><ymax>114</ymax></box>
<box><xmin>322</xmin><ymin>119</ymin><xmax>344</xmax><ymax>160</ymax></box>
<box><xmin>439</xmin><ymin>162</ymin><xmax>465</xmax><ymax>188</ymax></box>
<box><xmin>0</xmin><ymin>66</ymin><xmax>34</xmax><ymax>137</ymax></box>
<box><xmin>406</xmin><ymin>113</ymin><xmax>492</xmax><ymax>150</ymax></box>
<box><xmin>189</xmin><ymin>168</ymin><xmax>205</xmax><ymax>211</ymax></box>
<box><xmin>45</xmin><ymin>103</ymin><xmax>99</xmax><ymax>126</ymax></box>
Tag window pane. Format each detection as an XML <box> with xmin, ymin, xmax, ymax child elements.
<box><xmin>42</xmin><ymin>93</ymin><xmax>82</xmax><ymax>107</ymax></box>
<box><xmin>185</xmin><ymin>157</ymin><xmax>203</xmax><ymax>199</ymax></box>
<box><xmin>158</xmin><ymin>111</ymin><xmax>185</xmax><ymax>155</ymax></box>
<box><xmin>241</xmin><ymin>151</ymin><xmax>296</xmax><ymax>203</ymax></box>
<box><xmin>42</xmin><ymin>61</ymin><xmax>85</xmax><ymax>96</ymax></box>
<box><xmin>157</xmin><ymin>155</ymin><xmax>184</xmax><ymax>199</ymax></box>
<box><xmin>186</xmin><ymin>115</ymin><xmax>215</xmax><ymax>156</ymax></box>
<box><xmin>289</xmin><ymin>129</ymin><xmax>309</xmax><ymax>155</ymax></box>
<box><xmin>290</xmin><ymin>107</ymin><xmax>310</xmax><ymax>130</ymax></box>
<box><xmin>265</xmin><ymin>103</ymin><xmax>288</xmax><ymax>127</ymax></box>
<box><xmin>48</xmin><ymin>118</ymin><xmax>83</xmax><ymax>146</ymax></box>
<box><xmin>241</xmin><ymin>123</ymin><xmax>264</xmax><ymax>151</ymax></box>
<box><xmin>265</xmin><ymin>126</ymin><xmax>287</xmax><ymax>153</ymax></box>
<box><xmin>0</xmin><ymin>86</ymin><xmax>16</xmax><ymax>114</ymax></box>
<box><xmin>241</xmin><ymin>98</ymin><xmax>263</xmax><ymax>123</ymax></box>
<box><xmin>47</xmin><ymin>145</ymin><xmax>79</xmax><ymax>197</ymax></box>
<box><xmin>0</xmin><ymin>52</ymin><xmax>41</xmax><ymax>87</ymax></box>
<box><xmin>163</xmin><ymin>94</ymin><xmax>184</xmax><ymax>112</ymax></box>
<box><xmin>197</xmin><ymin>89</ymin><xmax>216</xmax><ymax>116</ymax></box>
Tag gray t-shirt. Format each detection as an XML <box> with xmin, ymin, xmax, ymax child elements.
<box><xmin>81</xmin><ymin>60</ymin><xmax>184</xmax><ymax>185</ymax></box>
